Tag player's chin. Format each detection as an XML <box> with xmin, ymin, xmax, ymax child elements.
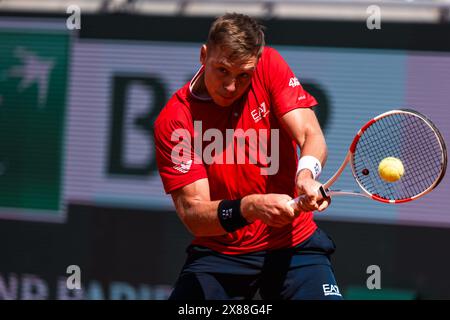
<box><xmin>214</xmin><ymin>95</ymin><xmax>236</xmax><ymax>107</ymax></box>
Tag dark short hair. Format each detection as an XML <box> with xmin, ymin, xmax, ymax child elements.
<box><xmin>207</xmin><ymin>13</ymin><xmax>265</xmax><ymax>61</ymax></box>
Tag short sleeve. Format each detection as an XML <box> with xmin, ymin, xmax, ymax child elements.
<box><xmin>264</xmin><ymin>48</ymin><xmax>318</xmax><ymax>119</ymax></box>
<box><xmin>154</xmin><ymin>113</ymin><xmax>207</xmax><ymax>194</ymax></box>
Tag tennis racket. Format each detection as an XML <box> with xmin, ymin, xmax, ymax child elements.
<box><xmin>288</xmin><ymin>109</ymin><xmax>447</xmax><ymax>207</ymax></box>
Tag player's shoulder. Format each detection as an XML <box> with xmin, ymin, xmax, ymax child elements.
<box><xmin>256</xmin><ymin>46</ymin><xmax>288</xmax><ymax>76</ymax></box>
<box><xmin>156</xmin><ymin>84</ymin><xmax>192</xmax><ymax>122</ymax></box>
<box><xmin>154</xmin><ymin>84</ymin><xmax>193</xmax><ymax>134</ymax></box>
<box><xmin>259</xmin><ymin>46</ymin><xmax>285</xmax><ymax>64</ymax></box>
<box><xmin>262</xmin><ymin>45</ymin><xmax>276</xmax><ymax>56</ymax></box>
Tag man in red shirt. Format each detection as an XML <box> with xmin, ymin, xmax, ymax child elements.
<box><xmin>154</xmin><ymin>13</ymin><xmax>342</xmax><ymax>299</ymax></box>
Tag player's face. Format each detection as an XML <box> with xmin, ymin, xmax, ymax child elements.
<box><xmin>201</xmin><ymin>45</ymin><xmax>258</xmax><ymax>107</ymax></box>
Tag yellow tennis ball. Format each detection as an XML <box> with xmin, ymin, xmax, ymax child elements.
<box><xmin>378</xmin><ymin>157</ymin><xmax>404</xmax><ymax>182</ymax></box>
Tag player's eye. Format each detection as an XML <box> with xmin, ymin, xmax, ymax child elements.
<box><xmin>218</xmin><ymin>67</ymin><xmax>228</xmax><ymax>74</ymax></box>
<box><xmin>239</xmin><ymin>73</ymin><xmax>250</xmax><ymax>79</ymax></box>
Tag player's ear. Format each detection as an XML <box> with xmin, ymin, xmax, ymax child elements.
<box><xmin>200</xmin><ymin>45</ymin><xmax>207</xmax><ymax>65</ymax></box>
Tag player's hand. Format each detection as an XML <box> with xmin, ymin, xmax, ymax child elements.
<box><xmin>241</xmin><ymin>193</ymin><xmax>296</xmax><ymax>228</ymax></box>
<box><xmin>295</xmin><ymin>169</ymin><xmax>331</xmax><ymax>212</ymax></box>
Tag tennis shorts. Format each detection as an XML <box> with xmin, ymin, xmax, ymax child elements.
<box><xmin>169</xmin><ymin>228</ymin><xmax>343</xmax><ymax>300</ymax></box>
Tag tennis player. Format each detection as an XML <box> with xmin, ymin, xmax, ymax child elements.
<box><xmin>154</xmin><ymin>13</ymin><xmax>342</xmax><ymax>300</ymax></box>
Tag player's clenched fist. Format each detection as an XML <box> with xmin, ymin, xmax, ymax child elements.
<box><xmin>295</xmin><ymin>169</ymin><xmax>331</xmax><ymax>212</ymax></box>
<box><xmin>241</xmin><ymin>193</ymin><xmax>296</xmax><ymax>228</ymax></box>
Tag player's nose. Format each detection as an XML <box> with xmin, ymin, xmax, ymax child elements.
<box><xmin>223</xmin><ymin>79</ymin><xmax>236</xmax><ymax>93</ymax></box>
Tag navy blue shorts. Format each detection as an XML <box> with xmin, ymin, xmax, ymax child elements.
<box><xmin>169</xmin><ymin>228</ymin><xmax>343</xmax><ymax>300</ymax></box>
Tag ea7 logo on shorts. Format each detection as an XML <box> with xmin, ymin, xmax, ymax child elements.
<box><xmin>322</xmin><ymin>284</ymin><xmax>342</xmax><ymax>297</ymax></box>
<box><xmin>289</xmin><ymin>77</ymin><xmax>300</xmax><ymax>88</ymax></box>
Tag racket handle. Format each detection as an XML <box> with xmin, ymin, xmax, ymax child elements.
<box><xmin>287</xmin><ymin>196</ymin><xmax>305</xmax><ymax>210</ymax></box>
<box><xmin>287</xmin><ymin>186</ymin><xmax>329</xmax><ymax>209</ymax></box>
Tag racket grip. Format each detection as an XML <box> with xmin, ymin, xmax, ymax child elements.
<box><xmin>287</xmin><ymin>186</ymin><xmax>329</xmax><ymax>209</ymax></box>
<box><xmin>287</xmin><ymin>195</ymin><xmax>306</xmax><ymax>210</ymax></box>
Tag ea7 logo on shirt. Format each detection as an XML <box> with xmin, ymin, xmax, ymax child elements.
<box><xmin>250</xmin><ymin>102</ymin><xmax>270</xmax><ymax>123</ymax></box>
<box><xmin>322</xmin><ymin>284</ymin><xmax>342</xmax><ymax>297</ymax></box>
<box><xmin>173</xmin><ymin>160</ymin><xmax>193</xmax><ymax>173</ymax></box>
<box><xmin>289</xmin><ymin>77</ymin><xmax>300</xmax><ymax>88</ymax></box>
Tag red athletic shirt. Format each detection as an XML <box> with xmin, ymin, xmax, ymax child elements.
<box><xmin>154</xmin><ymin>47</ymin><xmax>319</xmax><ymax>254</ymax></box>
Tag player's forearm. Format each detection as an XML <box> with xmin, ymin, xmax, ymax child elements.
<box><xmin>175</xmin><ymin>198</ymin><xmax>226</xmax><ymax>237</ymax></box>
<box><xmin>176</xmin><ymin>195</ymin><xmax>260</xmax><ymax>237</ymax></box>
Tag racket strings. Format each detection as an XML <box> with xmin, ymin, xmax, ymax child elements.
<box><xmin>400</xmin><ymin>116</ymin><xmax>442</xmax><ymax>195</ymax></box>
<box><xmin>353</xmin><ymin>112</ymin><xmax>444</xmax><ymax>200</ymax></box>
<box><xmin>375</xmin><ymin>115</ymin><xmax>441</xmax><ymax>198</ymax></box>
<box><xmin>391</xmin><ymin>116</ymin><xmax>441</xmax><ymax>195</ymax></box>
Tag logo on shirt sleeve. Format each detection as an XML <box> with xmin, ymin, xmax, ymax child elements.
<box><xmin>289</xmin><ymin>77</ymin><xmax>300</xmax><ymax>88</ymax></box>
<box><xmin>173</xmin><ymin>160</ymin><xmax>193</xmax><ymax>173</ymax></box>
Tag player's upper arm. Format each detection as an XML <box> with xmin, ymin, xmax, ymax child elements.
<box><xmin>280</xmin><ymin>107</ymin><xmax>324</xmax><ymax>148</ymax></box>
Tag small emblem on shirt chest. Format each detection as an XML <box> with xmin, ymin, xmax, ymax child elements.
<box><xmin>250</xmin><ymin>102</ymin><xmax>269</xmax><ymax>123</ymax></box>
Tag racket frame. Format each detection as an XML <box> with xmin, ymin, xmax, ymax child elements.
<box><xmin>295</xmin><ymin>109</ymin><xmax>447</xmax><ymax>205</ymax></box>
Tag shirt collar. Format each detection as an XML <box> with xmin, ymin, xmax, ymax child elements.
<box><xmin>189</xmin><ymin>65</ymin><xmax>213</xmax><ymax>101</ymax></box>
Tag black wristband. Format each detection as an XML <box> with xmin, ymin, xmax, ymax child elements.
<box><xmin>217</xmin><ymin>199</ymin><xmax>249</xmax><ymax>233</ymax></box>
